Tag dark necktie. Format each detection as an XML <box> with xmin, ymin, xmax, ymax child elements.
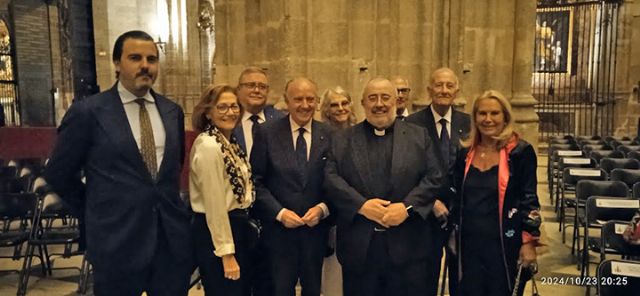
<box><xmin>135</xmin><ymin>98</ymin><xmax>157</xmax><ymax>179</ymax></box>
<box><xmin>249</xmin><ymin>114</ymin><xmax>260</xmax><ymax>138</ymax></box>
<box><xmin>439</xmin><ymin>118</ymin><xmax>450</xmax><ymax>168</ymax></box>
<box><xmin>296</xmin><ymin>127</ymin><xmax>308</xmax><ymax>171</ymax></box>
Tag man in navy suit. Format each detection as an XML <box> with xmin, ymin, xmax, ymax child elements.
<box><xmin>407</xmin><ymin>67</ymin><xmax>470</xmax><ymax>296</ymax></box>
<box><xmin>44</xmin><ymin>31</ymin><xmax>192</xmax><ymax>296</ymax></box>
<box><xmin>251</xmin><ymin>77</ymin><xmax>332</xmax><ymax>296</ymax></box>
<box><xmin>233</xmin><ymin>66</ymin><xmax>284</xmax><ymax>296</ymax></box>
<box><xmin>324</xmin><ymin>78</ymin><xmax>444</xmax><ymax>296</ymax></box>
<box><xmin>233</xmin><ymin>66</ymin><xmax>285</xmax><ymax>156</ymax></box>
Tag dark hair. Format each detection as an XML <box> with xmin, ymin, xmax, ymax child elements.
<box><xmin>192</xmin><ymin>85</ymin><xmax>242</xmax><ymax>133</ymax></box>
<box><xmin>112</xmin><ymin>30</ymin><xmax>156</xmax><ymax>62</ymax></box>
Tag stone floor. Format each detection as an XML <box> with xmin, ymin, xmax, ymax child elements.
<box><xmin>0</xmin><ymin>154</ymin><xmax>612</xmax><ymax>295</ymax></box>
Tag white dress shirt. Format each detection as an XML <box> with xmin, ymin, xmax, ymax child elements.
<box><xmin>189</xmin><ymin>133</ymin><xmax>254</xmax><ymax>257</ymax></box>
<box><xmin>275</xmin><ymin>118</ymin><xmax>329</xmax><ymax>221</ymax></box>
<box><xmin>241</xmin><ymin>110</ymin><xmax>266</xmax><ymax>156</ymax></box>
<box><xmin>118</xmin><ymin>82</ymin><xmax>166</xmax><ymax>171</ymax></box>
<box><xmin>289</xmin><ymin>117</ymin><xmax>312</xmax><ymax>160</ymax></box>
<box><xmin>430</xmin><ymin>105</ymin><xmax>452</xmax><ymax>139</ymax></box>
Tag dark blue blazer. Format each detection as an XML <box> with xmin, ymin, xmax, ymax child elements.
<box><xmin>250</xmin><ymin>117</ymin><xmax>332</xmax><ymax>241</ymax></box>
<box><xmin>233</xmin><ymin>105</ymin><xmax>284</xmax><ymax>153</ymax></box>
<box><xmin>406</xmin><ymin>105</ymin><xmax>471</xmax><ymax>173</ymax></box>
<box><xmin>44</xmin><ymin>84</ymin><xmax>191</xmax><ymax>271</ymax></box>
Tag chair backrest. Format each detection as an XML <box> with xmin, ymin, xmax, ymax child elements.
<box><xmin>583</xmin><ymin>144</ymin><xmax>611</xmax><ymax>154</ymax></box>
<box><xmin>610</xmin><ymin>169</ymin><xmax>640</xmax><ymax>190</ymax></box>
<box><xmin>0</xmin><ymin>192</ymin><xmax>38</xmax><ymax>220</ymax></box>
<box><xmin>563</xmin><ymin>168</ymin><xmax>607</xmax><ymax>186</ymax></box>
<box><xmin>600</xmin><ymin>158</ymin><xmax>640</xmax><ymax>175</ymax></box>
<box><xmin>0</xmin><ymin>166</ymin><xmax>17</xmax><ymax>178</ymax></box>
<box><xmin>560</xmin><ymin>157</ymin><xmax>596</xmax><ymax>170</ymax></box>
<box><xmin>597</xmin><ymin>259</ymin><xmax>640</xmax><ymax>296</ymax></box>
<box><xmin>585</xmin><ymin>196</ymin><xmax>638</xmax><ymax>225</ymax></box>
<box><xmin>576</xmin><ymin>180</ymin><xmax>629</xmax><ymax>203</ymax></box>
<box><xmin>627</xmin><ymin>150</ymin><xmax>640</xmax><ymax>162</ymax></box>
<box><xmin>633</xmin><ymin>182</ymin><xmax>640</xmax><ymax>199</ymax></box>
<box><xmin>617</xmin><ymin>145</ymin><xmax>640</xmax><ymax>155</ymax></box>
<box><xmin>590</xmin><ymin>150</ymin><xmax>625</xmax><ymax>164</ymax></box>
<box><xmin>600</xmin><ymin>220</ymin><xmax>640</xmax><ymax>257</ymax></box>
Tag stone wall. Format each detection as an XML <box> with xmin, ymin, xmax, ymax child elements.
<box><xmin>11</xmin><ymin>0</ymin><xmax>54</xmax><ymax>126</ymax></box>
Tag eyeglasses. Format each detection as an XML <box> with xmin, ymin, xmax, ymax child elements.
<box><xmin>366</xmin><ymin>94</ymin><xmax>393</xmax><ymax>104</ymax></box>
<box><xmin>397</xmin><ymin>88</ymin><xmax>411</xmax><ymax>94</ymax></box>
<box><xmin>329</xmin><ymin>101</ymin><xmax>351</xmax><ymax>109</ymax></box>
<box><xmin>215</xmin><ymin>104</ymin><xmax>241</xmax><ymax>114</ymax></box>
<box><xmin>239</xmin><ymin>82</ymin><xmax>269</xmax><ymax>91</ymax></box>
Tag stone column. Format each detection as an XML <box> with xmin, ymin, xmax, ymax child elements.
<box><xmin>510</xmin><ymin>0</ymin><xmax>539</xmax><ymax>149</ymax></box>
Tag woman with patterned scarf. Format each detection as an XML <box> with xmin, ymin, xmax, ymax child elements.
<box><xmin>189</xmin><ymin>85</ymin><xmax>255</xmax><ymax>295</ymax></box>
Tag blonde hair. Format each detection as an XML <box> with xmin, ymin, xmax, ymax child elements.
<box><xmin>319</xmin><ymin>86</ymin><xmax>356</xmax><ymax>128</ymax></box>
<box><xmin>462</xmin><ymin>89</ymin><xmax>515</xmax><ymax>149</ymax></box>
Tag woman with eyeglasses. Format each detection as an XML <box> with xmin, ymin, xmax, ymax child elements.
<box><xmin>319</xmin><ymin>86</ymin><xmax>356</xmax><ymax>130</ymax></box>
<box><xmin>189</xmin><ymin>85</ymin><xmax>255</xmax><ymax>295</ymax></box>
<box><xmin>318</xmin><ymin>86</ymin><xmax>355</xmax><ymax>296</ymax></box>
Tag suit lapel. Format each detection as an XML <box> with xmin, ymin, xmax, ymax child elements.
<box><xmin>390</xmin><ymin>121</ymin><xmax>407</xmax><ymax>194</ymax></box>
<box><xmin>154</xmin><ymin>93</ymin><xmax>177</xmax><ymax>181</ymax></box>
<box><xmin>233</xmin><ymin>124</ymin><xmax>247</xmax><ymax>153</ymax></box>
<box><xmin>351</xmin><ymin>124</ymin><xmax>373</xmax><ymax>194</ymax></box>
<box><xmin>274</xmin><ymin>117</ymin><xmax>300</xmax><ymax>183</ymax></box>
<box><xmin>94</xmin><ymin>86</ymin><xmax>149</xmax><ymax>179</ymax></box>
<box><xmin>450</xmin><ymin>111</ymin><xmax>466</xmax><ymax>165</ymax></box>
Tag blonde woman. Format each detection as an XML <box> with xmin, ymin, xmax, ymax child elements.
<box><xmin>319</xmin><ymin>86</ymin><xmax>356</xmax><ymax>129</ymax></box>
<box><xmin>452</xmin><ymin>90</ymin><xmax>541</xmax><ymax>295</ymax></box>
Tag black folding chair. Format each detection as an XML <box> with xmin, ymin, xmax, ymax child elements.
<box><xmin>0</xmin><ymin>192</ymin><xmax>43</xmax><ymax>274</ymax></box>
<box><xmin>559</xmin><ymin>167</ymin><xmax>606</xmax><ymax>243</ymax></box>
<box><xmin>627</xmin><ymin>150</ymin><xmax>640</xmax><ymax>162</ymax></box>
<box><xmin>17</xmin><ymin>190</ymin><xmax>83</xmax><ymax>296</ymax></box>
<box><xmin>582</xmin><ymin>196</ymin><xmax>638</xmax><ymax>278</ymax></box>
<box><xmin>617</xmin><ymin>145</ymin><xmax>640</xmax><ymax>155</ymax></box>
<box><xmin>599</xmin><ymin>158</ymin><xmax>640</xmax><ymax>177</ymax></box>
<box><xmin>549</xmin><ymin>148</ymin><xmax>582</xmax><ymax>205</ymax></box>
<box><xmin>597</xmin><ymin>259</ymin><xmax>640</xmax><ymax>296</ymax></box>
<box><xmin>610</xmin><ymin>169</ymin><xmax>640</xmax><ymax>194</ymax></box>
<box><xmin>573</xmin><ymin>181</ymin><xmax>628</xmax><ymax>256</ymax></box>
<box><xmin>589</xmin><ymin>150</ymin><xmax>624</xmax><ymax>165</ymax></box>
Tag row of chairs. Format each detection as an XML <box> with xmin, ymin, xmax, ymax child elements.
<box><xmin>0</xmin><ymin>158</ymin><xmax>88</xmax><ymax>295</ymax></box>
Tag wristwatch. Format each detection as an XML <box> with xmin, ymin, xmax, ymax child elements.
<box><xmin>405</xmin><ymin>205</ymin><xmax>415</xmax><ymax>216</ymax></box>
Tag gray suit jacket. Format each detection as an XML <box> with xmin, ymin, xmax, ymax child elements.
<box><xmin>324</xmin><ymin>120</ymin><xmax>445</xmax><ymax>271</ymax></box>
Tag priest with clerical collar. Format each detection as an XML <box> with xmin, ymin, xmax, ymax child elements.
<box><xmin>324</xmin><ymin>77</ymin><xmax>445</xmax><ymax>296</ymax></box>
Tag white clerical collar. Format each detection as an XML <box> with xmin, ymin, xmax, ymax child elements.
<box><xmin>117</xmin><ymin>81</ymin><xmax>154</xmax><ymax>104</ymax></box>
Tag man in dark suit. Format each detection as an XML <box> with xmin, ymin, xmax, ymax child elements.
<box><xmin>43</xmin><ymin>30</ymin><xmax>192</xmax><ymax>296</ymax></box>
<box><xmin>233</xmin><ymin>67</ymin><xmax>284</xmax><ymax>296</ymax></box>
<box><xmin>324</xmin><ymin>78</ymin><xmax>444</xmax><ymax>296</ymax></box>
<box><xmin>391</xmin><ymin>76</ymin><xmax>412</xmax><ymax>119</ymax></box>
<box><xmin>251</xmin><ymin>77</ymin><xmax>332</xmax><ymax>296</ymax></box>
<box><xmin>406</xmin><ymin>67</ymin><xmax>470</xmax><ymax>296</ymax></box>
<box><xmin>233</xmin><ymin>66</ymin><xmax>285</xmax><ymax>156</ymax></box>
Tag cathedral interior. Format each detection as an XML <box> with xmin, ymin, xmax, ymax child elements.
<box><xmin>1</xmin><ymin>0</ymin><xmax>640</xmax><ymax>295</ymax></box>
